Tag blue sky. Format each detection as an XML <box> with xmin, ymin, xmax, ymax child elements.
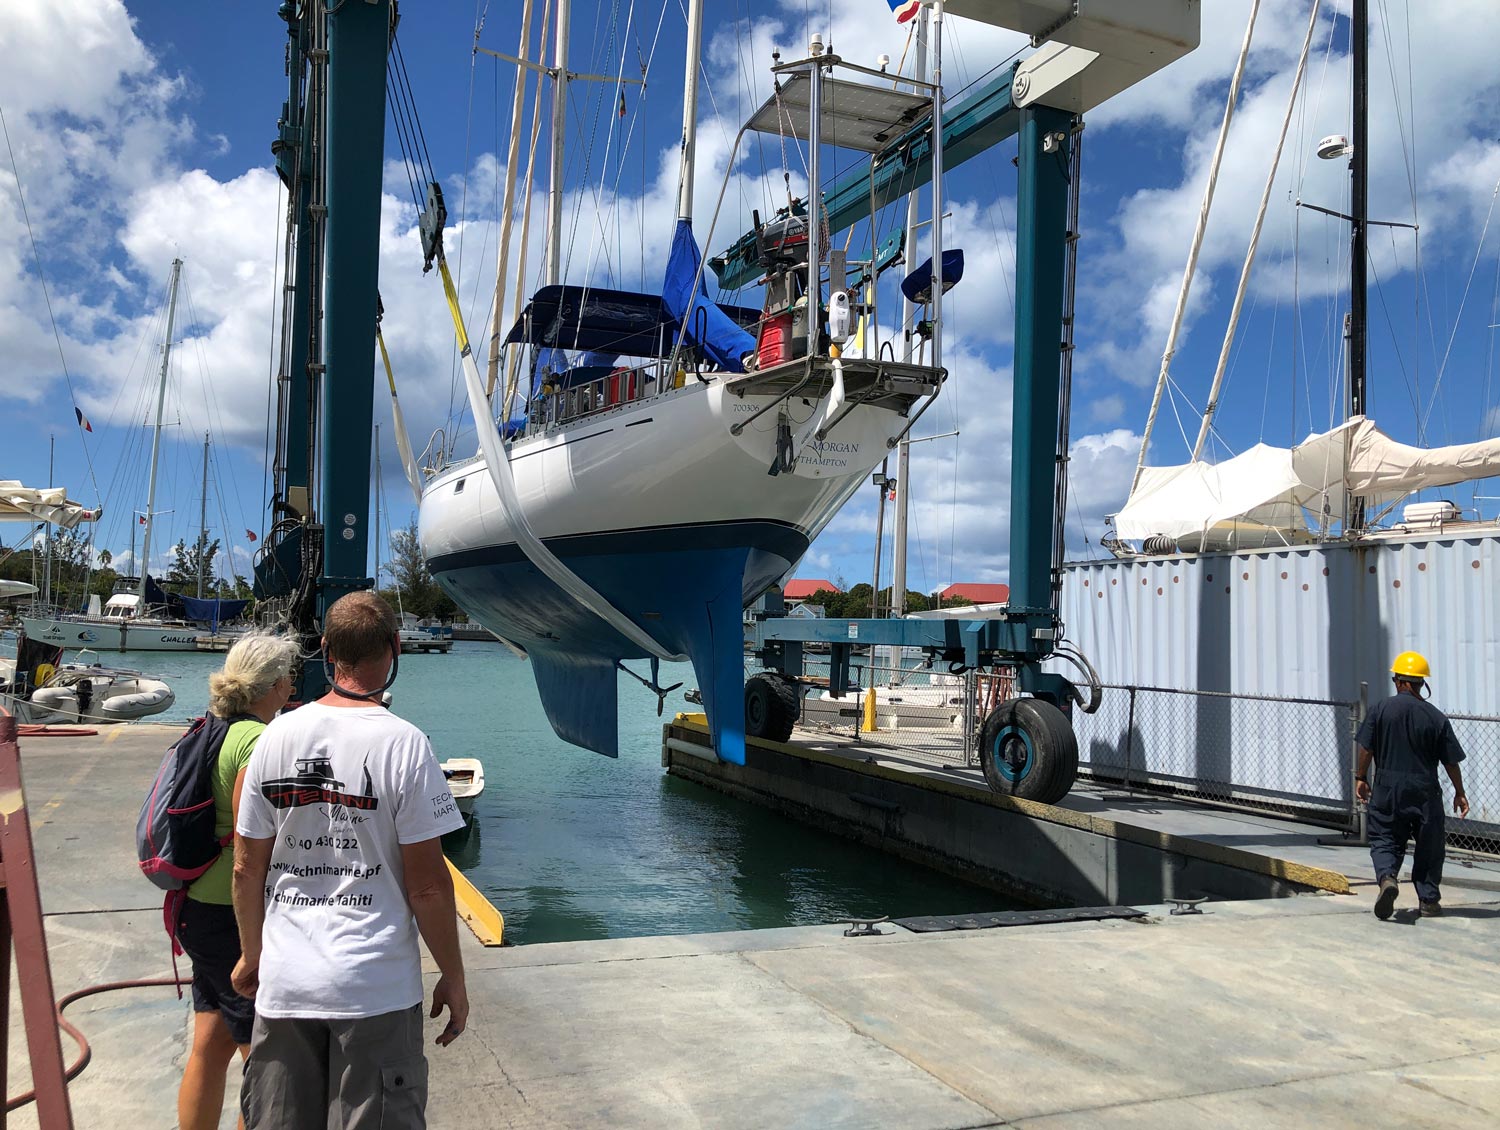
<box><xmin>1</xmin><ymin>1</ymin><xmax>1497</xmax><ymax>596</ymax></box>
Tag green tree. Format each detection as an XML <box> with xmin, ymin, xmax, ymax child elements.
<box><xmin>385</xmin><ymin>519</ymin><xmax>456</xmax><ymax>620</ymax></box>
<box><xmin>168</xmin><ymin>533</ymin><xmax>222</xmax><ymax>593</ymax></box>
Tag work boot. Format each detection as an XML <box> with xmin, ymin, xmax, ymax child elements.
<box><xmin>1420</xmin><ymin>901</ymin><xmax>1442</xmax><ymax>917</ymax></box>
<box><xmin>1374</xmin><ymin>875</ymin><xmax>1399</xmax><ymax>920</ymax></box>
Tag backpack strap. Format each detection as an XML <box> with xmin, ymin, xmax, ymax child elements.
<box><xmin>163</xmin><ymin>889</ymin><xmax>188</xmax><ymax>999</ymax></box>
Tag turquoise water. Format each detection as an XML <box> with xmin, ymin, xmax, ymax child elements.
<box><xmin>38</xmin><ymin>639</ymin><xmax>1009</xmax><ymax>944</ymax></box>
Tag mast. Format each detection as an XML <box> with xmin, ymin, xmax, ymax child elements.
<box><xmin>43</xmin><ymin>434</ymin><xmax>54</xmax><ymax>609</ymax></box>
<box><xmin>139</xmin><ymin>257</ymin><xmax>182</xmax><ymax>603</ymax></box>
<box><xmin>484</xmin><ymin>0</ymin><xmax>535</xmax><ymax>397</ymax></box>
<box><xmin>891</xmin><ymin>6</ymin><xmax>928</xmax><ymax>625</ymax></box>
<box><xmin>1347</xmin><ymin>0</ymin><xmax>1369</xmax><ymax>533</ymax></box>
<box><xmin>1349</xmin><ymin>0</ymin><xmax>1368</xmax><ymax>422</ymax></box>
<box><xmin>806</xmin><ymin>34</ymin><xmax>824</xmax><ymax>358</ymax></box>
<box><xmin>675</xmin><ymin>0</ymin><xmax>703</xmax><ymax>223</ymax></box>
<box><xmin>545</xmin><ymin>0</ymin><xmax>570</xmax><ymax>286</ymax></box>
<box><xmin>871</xmin><ymin>461</ymin><xmax>889</xmax><ymax>620</ymax></box>
<box><xmin>929</xmin><ymin>2</ymin><xmax>945</xmax><ymax>386</ymax></box>
<box><xmin>197</xmin><ymin>432</ymin><xmax>209</xmax><ymax>598</ymax></box>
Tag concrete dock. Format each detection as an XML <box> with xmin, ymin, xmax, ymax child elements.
<box><xmin>7</xmin><ymin>724</ymin><xmax>1500</xmax><ymax>1128</ymax></box>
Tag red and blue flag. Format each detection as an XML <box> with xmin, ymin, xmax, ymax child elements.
<box><xmin>888</xmin><ymin>0</ymin><xmax>922</xmax><ymax>23</ymax></box>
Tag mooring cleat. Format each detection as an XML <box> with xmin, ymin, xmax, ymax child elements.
<box><xmin>844</xmin><ymin>915</ymin><xmax>891</xmax><ymax>937</ymax></box>
<box><xmin>1166</xmin><ymin>896</ymin><xmax>1207</xmax><ymax>916</ymax></box>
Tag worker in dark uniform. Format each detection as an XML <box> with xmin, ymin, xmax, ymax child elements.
<box><xmin>1355</xmin><ymin>651</ymin><xmax>1470</xmax><ymax>919</ymax></box>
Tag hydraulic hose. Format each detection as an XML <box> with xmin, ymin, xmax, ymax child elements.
<box><xmin>4</xmin><ymin>976</ymin><xmax>190</xmax><ymax>1113</ymax></box>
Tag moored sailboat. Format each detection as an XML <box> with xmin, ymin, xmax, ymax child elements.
<box><xmin>21</xmin><ymin>260</ymin><xmax>252</xmax><ymax>653</ymax></box>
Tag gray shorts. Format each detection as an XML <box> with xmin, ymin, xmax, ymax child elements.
<box><xmin>240</xmin><ymin>1004</ymin><xmax>428</xmax><ymax>1130</ymax></box>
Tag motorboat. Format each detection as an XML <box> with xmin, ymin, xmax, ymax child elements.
<box><xmin>440</xmin><ymin>758</ymin><xmax>485</xmax><ymax>818</ymax></box>
<box><xmin>1</xmin><ymin>649</ymin><xmax>175</xmax><ymax>724</ymax></box>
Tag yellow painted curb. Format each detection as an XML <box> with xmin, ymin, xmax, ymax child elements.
<box><xmin>666</xmin><ymin>718</ymin><xmax>1351</xmax><ymax>896</ymax></box>
<box><xmin>447</xmin><ymin>858</ymin><xmax>505</xmax><ymax>946</ymax></box>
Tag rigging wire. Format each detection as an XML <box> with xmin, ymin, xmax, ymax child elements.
<box><xmin>0</xmin><ymin>100</ymin><xmax>103</xmax><ymax>506</ymax></box>
<box><xmin>1419</xmin><ymin>178</ymin><xmax>1500</xmax><ymax>437</ymax></box>
<box><xmin>446</xmin><ymin>0</ymin><xmax>492</xmax><ymax>434</ymax></box>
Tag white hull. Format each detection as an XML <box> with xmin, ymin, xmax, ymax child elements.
<box><xmin>420</xmin><ymin>379</ymin><xmax>906</xmax><ymax>619</ymax></box>
<box><xmin>21</xmin><ymin>615</ymin><xmax>207</xmax><ymax>652</ymax></box>
<box><xmin>440</xmin><ymin>758</ymin><xmax>485</xmax><ymax>817</ymax></box>
<box><xmin>1</xmin><ymin>662</ymin><xmax>175</xmax><ymax>724</ymax></box>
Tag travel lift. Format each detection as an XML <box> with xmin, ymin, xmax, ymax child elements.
<box><xmin>741</xmin><ymin>2</ymin><xmax>1201</xmax><ymax>802</ymax></box>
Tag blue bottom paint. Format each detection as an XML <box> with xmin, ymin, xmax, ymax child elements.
<box><xmin>429</xmin><ymin>521</ymin><xmax>809</xmax><ymax>764</ymax></box>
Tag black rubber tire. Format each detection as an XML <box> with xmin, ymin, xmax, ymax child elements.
<box><xmin>745</xmin><ymin>672</ymin><xmax>800</xmax><ymax>743</ymax></box>
<box><xmin>978</xmin><ymin>697</ymin><xmax>1078</xmax><ymax>804</ymax></box>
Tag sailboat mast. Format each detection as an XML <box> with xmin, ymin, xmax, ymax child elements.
<box><xmin>43</xmin><ymin>434</ymin><xmax>54</xmax><ymax>609</ymax></box>
<box><xmin>806</xmin><ymin>37</ymin><xmax>824</xmax><ymax>359</ymax></box>
<box><xmin>1346</xmin><ymin>0</ymin><xmax>1369</xmax><ymax>534</ymax></box>
<box><xmin>929</xmin><ymin>2</ymin><xmax>945</xmax><ymax>382</ymax></box>
<box><xmin>485</xmin><ymin>0</ymin><xmax>535</xmax><ymax>397</ymax></box>
<box><xmin>891</xmin><ymin>7</ymin><xmax>929</xmax><ymax>624</ymax></box>
<box><xmin>675</xmin><ymin>0</ymin><xmax>703</xmax><ymax>223</ymax></box>
<box><xmin>1349</xmin><ymin>0</ymin><xmax>1368</xmax><ymax>422</ymax></box>
<box><xmin>545</xmin><ymin>0</ymin><xmax>571</xmax><ymax>287</ymax></box>
<box><xmin>139</xmin><ymin>257</ymin><xmax>182</xmax><ymax>602</ymax></box>
<box><xmin>197</xmin><ymin>432</ymin><xmax>209</xmax><ymax>598</ymax></box>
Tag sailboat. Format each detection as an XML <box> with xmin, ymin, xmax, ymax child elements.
<box><xmin>417</xmin><ymin>1</ymin><xmax>946</xmax><ymax>761</ymax></box>
<box><xmin>1061</xmin><ymin>0</ymin><xmax>1500</xmax><ymax>724</ymax></box>
<box><xmin>1</xmin><ymin>486</ymin><xmax>176</xmax><ymax>721</ymax></box>
<box><xmin>21</xmin><ymin>260</ymin><xmax>252</xmax><ymax>653</ymax></box>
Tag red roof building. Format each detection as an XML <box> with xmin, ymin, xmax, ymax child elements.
<box><xmin>783</xmin><ymin>578</ymin><xmax>841</xmax><ymax>600</ymax></box>
<box><xmin>940</xmin><ymin>582</ymin><xmax>1009</xmax><ymax>604</ymax></box>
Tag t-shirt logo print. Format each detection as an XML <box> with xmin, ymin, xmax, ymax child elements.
<box><xmin>260</xmin><ymin>755</ymin><xmax>380</xmax><ymax>811</ymax></box>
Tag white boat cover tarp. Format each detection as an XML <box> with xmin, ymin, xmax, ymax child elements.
<box><xmin>1117</xmin><ymin>417</ymin><xmax>1500</xmax><ymax>544</ymax></box>
<box><xmin>0</xmin><ymin>481</ymin><xmax>100</xmax><ymax>529</ymax></box>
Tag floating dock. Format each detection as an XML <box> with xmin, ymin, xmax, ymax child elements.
<box><xmin>7</xmin><ymin>722</ymin><xmax>1499</xmax><ymax>1128</ymax></box>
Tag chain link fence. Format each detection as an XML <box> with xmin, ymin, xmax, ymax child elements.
<box><xmin>1072</xmin><ymin>685</ymin><xmax>1359</xmax><ymax>825</ymax></box>
<box><xmin>1444</xmin><ymin>714</ymin><xmax>1500</xmax><ymax>857</ymax></box>
<box><xmin>741</xmin><ymin>659</ymin><xmax>1500</xmax><ymax>856</ymax></box>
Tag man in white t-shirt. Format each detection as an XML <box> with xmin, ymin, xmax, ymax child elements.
<box><xmin>231</xmin><ymin>592</ymin><xmax>468</xmax><ymax>1130</ymax></box>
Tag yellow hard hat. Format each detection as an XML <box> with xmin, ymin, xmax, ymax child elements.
<box><xmin>1391</xmin><ymin>651</ymin><xmax>1431</xmax><ymax>680</ymax></box>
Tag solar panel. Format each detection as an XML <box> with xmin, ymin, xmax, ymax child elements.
<box><xmin>746</xmin><ymin>74</ymin><xmax>933</xmax><ymax>153</ymax></box>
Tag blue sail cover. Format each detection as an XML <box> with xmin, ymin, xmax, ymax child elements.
<box><xmin>178</xmin><ymin>593</ymin><xmax>250</xmax><ymax>631</ymax></box>
<box><xmin>144</xmin><ymin>575</ymin><xmax>248</xmax><ymax>630</ymax></box>
<box><xmin>662</xmin><ymin>219</ymin><xmax>755</xmax><ymax>372</ymax></box>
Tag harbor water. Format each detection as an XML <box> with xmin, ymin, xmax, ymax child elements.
<box><xmin>31</xmin><ymin>638</ymin><xmax>1008</xmax><ymax>944</ymax></box>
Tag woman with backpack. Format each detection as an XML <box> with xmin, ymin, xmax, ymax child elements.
<box><xmin>177</xmin><ymin>632</ymin><xmax>299</xmax><ymax>1130</ymax></box>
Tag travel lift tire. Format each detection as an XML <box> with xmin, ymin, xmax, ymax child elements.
<box><xmin>745</xmin><ymin>672</ymin><xmax>800</xmax><ymax>743</ymax></box>
<box><xmin>978</xmin><ymin>697</ymin><xmax>1078</xmax><ymax>805</ymax></box>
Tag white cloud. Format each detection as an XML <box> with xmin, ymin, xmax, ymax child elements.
<box><xmin>5</xmin><ymin>0</ymin><xmax>1497</xmax><ymax>592</ymax></box>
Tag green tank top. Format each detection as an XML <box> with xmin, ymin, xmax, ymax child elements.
<box><xmin>186</xmin><ymin>718</ymin><xmax>266</xmax><ymax>905</ymax></box>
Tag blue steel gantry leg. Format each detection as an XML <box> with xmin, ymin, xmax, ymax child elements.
<box><xmin>1009</xmin><ymin>105</ymin><xmax>1073</xmax><ymax>695</ymax></box>
<box><xmin>319</xmin><ymin>0</ymin><xmax>391</xmax><ymax>616</ymax></box>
